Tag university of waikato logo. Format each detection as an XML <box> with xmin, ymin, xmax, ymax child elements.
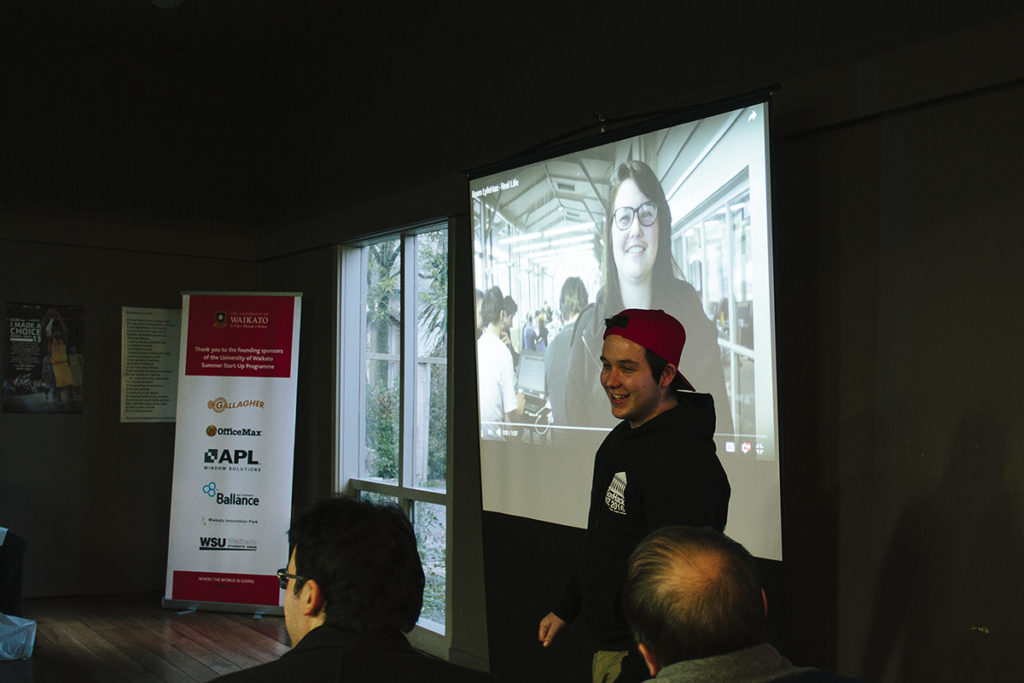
<box><xmin>214</xmin><ymin>311</ymin><xmax>228</xmax><ymax>328</ymax></box>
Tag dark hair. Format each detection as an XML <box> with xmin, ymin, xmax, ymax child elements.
<box><xmin>480</xmin><ymin>286</ymin><xmax>504</xmax><ymax>327</ymax></box>
<box><xmin>623</xmin><ymin>526</ymin><xmax>766</xmax><ymax>665</ymax></box>
<box><xmin>559</xmin><ymin>276</ymin><xmax>588</xmax><ymax>322</ymax></box>
<box><xmin>603</xmin><ymin>160</ymin><xmax>679</xmax><ymax>311</ymax></box>
<box><xmin>644</xmin><ymin>349</ymin><xmax>688</xmax><ymax>394</ymax></box>
<box><xmin>290</xmin><ymin>497</ymin><xmax>424</xmax><ymax>633</ymax></box>
<box><xmin>502</xmin><ymin>295</ymin><xmax>518</xmax><ymax>318</ymax></box>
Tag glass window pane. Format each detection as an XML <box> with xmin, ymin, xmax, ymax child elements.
<box><xmin>412</xmin><ymin>500</ymin><xmax>446</xmax><ymax>631</ymax></box>
<box><xmin>730</xmin><ymin>193</ymin><xmax>753</xmax><ymax>350</ymax></box>
<box><xmin>735</xmin><ymin>353</ymin><xmax>756</xmax><ymax>435</ymax></box>
<box><xmin>358</xmin><ymin>490</ymin><xmax>398</xmax><ymax>507</ymax></box>
<box><xmin>413</xmin><ymin>230</ymin><xmax>448</xmax><ymax>492</ymax></box>
<box><xmin>363</xmin><ymin>238</ymin><xmax>401</xmax><ymax>483</ymax></box>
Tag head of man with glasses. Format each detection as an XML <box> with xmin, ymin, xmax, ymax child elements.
<box><xmin>214</xmin><ymin>497</ymin><xmax>493</xmax><ymax>681</ymax></box>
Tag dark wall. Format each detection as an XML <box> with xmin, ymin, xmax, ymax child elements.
<box><xmin>0</xmin><ymin>21</ymin><xmax>270</xmax><ymax>234</ymax></box>
<box><xmin>262</xmin><ymin>247</ymin><xmax>338</xmax><ymax>509</ymax></box>
<box><xmin>802</xmin><ymin>84</ymin><xmax>1024</xmax><ymax>681</ymax></box>
<box><xmin>0</xmin><ymin>237</ymin><xmax>262</xmax><ymax>597</ymax></box>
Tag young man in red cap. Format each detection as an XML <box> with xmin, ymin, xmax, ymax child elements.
<box><xmin>538</xmin><ymin>308</ymin><xmax>731</xmax><ymax>683</ymax></box>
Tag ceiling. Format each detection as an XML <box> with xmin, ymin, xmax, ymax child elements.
<box><xmin>1</xmin><ymin>0</ymin><xmax>364</xmax><ymax>62</ymax></box>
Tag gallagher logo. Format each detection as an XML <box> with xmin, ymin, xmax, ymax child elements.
<box><xmin>202</xmin><ymin>481</ymin><xmax>260</xmax><ymax>506</ymax></box>
<box><xmin>208</xmin><ymin>397</ymin><xmax>265</xmax><ymax>413</ymax></box>
<box><xmin>206</xmin><ymin>425</ymin><xmax>263</xmax><ymax>438</ymax></box>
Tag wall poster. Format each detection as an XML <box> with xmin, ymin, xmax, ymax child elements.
<box><xmin>3</xmin><ymin>303</ymin><xmax>84</xmax><ymax>414</ymax></box>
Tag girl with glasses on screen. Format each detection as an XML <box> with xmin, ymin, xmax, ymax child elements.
<box><xmin>565</xmin><ymin>160</ymin><xmax>733</xmax><ymax>435</ymax></box>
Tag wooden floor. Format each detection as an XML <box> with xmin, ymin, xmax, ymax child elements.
<box><xmin>0</xmin><ymin>593</ymin><xmax>290</xmax><ymax>683</ymax></box>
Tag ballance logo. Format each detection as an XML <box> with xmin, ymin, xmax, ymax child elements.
<box><xmin>202</xmin><ymin>481</ymin><xmax>260</xmax><ymax>507</ymax></box>
<box><xmin>206</xmin><ymin>424</ymin><xmax>263</xmax><ymax>438</ymax></box>
<box><xmin>208</xmin><ymin>397</ymin><xmax>265</xmax><ymax>413</ymax></box>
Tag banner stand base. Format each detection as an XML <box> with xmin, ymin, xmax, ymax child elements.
<box><xmin>161</xmin><ymin>597</ymin><xmax>283</xmax><ymax>617</ymax></box>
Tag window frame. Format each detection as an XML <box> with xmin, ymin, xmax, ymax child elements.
<box><xmin>334</xmin><ymin>220</ymin><xmax>452</xmax><ymax>658</ymax></box>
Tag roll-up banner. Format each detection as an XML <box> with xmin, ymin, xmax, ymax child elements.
<box><xmin>163</xmin><ymin>292</ymin><xmax>301</xmax><ymax>614</ymax></box>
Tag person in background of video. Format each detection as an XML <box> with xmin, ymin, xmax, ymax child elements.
<box><xmin>475</xmin><ymin>289</ymin><xmax>484</xmax><ymax>339</ymax></box>
<box><xmin>545</xmin><ymin>276</ymin><xmax>588</xmax><ymax>427</ymax></box>
<box><xmin>535</xmin><ymin>312</ymin><xmax>549</xmax><ymax>351</ymax></box>
<box><xmin>566</xmin><ymin>161</ymin><xmax>733</xmax><ymax>435</ymax></box>
<box><xmin>478</xmin><ymin>287</ymin><xmax>523</xmax><ymax>440</ymax></box>
<box><xmin>501</xmin><ymin>295</ymin><xmax>520</xmax><ymax>369</ymax></box>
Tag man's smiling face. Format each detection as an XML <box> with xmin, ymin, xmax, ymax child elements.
<box><xmin>600</xmin><ymin>334</ymin><xmax>672</xmax><ymax>428</ymax></box>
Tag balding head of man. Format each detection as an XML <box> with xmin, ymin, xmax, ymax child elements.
<box><xmin>623</xmin><ymin>525</ymin><xmax>767</xmax><ymax>676</ymax></box>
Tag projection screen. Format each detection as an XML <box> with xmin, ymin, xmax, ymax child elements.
<box><xmin>470</xmin><ymin>97</ymin><xmax>781</xmax><ymax>560</ymax></box>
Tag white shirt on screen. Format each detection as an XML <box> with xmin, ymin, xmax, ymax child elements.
<box><xmin>477</xmin><ymin>329</ymin><xmax>517</xmax><ymax>439</ymax></box>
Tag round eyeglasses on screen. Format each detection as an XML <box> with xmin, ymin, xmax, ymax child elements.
<box><xmin>612</xmin><ymin>201</ymin><xmax>658</xmax><ymax>230</ymax></box>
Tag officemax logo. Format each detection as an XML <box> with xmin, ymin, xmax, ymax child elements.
<box><xmin>208</xmin><ymin>397</ymin><xmax>265</xmax><ymax>413</ymax></box>
<box><xmin>206</xmin><ymin>425</ymin><xmax>263</xmax><ymax>438</ymax></box>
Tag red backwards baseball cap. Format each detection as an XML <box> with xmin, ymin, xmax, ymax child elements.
<box><xmin>603</xmin><ymin>308</ymin><xmax>694</xmax><ymax>391</ymax></box>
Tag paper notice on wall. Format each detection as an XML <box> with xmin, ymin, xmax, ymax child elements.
<box><xmin>121</xmin><ymin>307</ymin><xmax>181</xmax><ymax>423</ymax></box>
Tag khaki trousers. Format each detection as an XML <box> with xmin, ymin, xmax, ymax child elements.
<box><xmin>592</xmin><ymin>649</ymin><xmax>628</xmax><ymax>683</ymax></box>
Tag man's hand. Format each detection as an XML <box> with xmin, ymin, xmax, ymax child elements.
<box><xmin>538</xmin><ymin>612</ymin><xmax>566</xmax><ymax>647</ymax></box>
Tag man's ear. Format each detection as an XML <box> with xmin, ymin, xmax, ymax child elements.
<box><xmin>637</xmin><ymin>642</ymin><xmax>659</xmax><ymax>676</ymax></box>
<box><xmin>762</xmin><ymin>588</ymin><xmax>768</xmax><ymax>617</ymax></box>
<box><xmin>302</xmin><ymin>579</ymin><xmax>327</xmax><ymax>617</ymax></box>
<box><xmin>659</xmin><ymin>363</ymin><xmax>677</xmax><ymax>389</ymax></box>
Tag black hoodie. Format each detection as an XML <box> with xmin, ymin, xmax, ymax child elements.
<box><xmin>554</xmin><ymin>392</ymin><xmax>730</xmax><ymax>649</ymax></box>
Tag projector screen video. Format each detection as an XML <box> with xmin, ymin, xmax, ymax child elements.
<box><xmin>470</xmin><ymin>100</ymin><xmax>781</xmax><ymax>560</ymax></box>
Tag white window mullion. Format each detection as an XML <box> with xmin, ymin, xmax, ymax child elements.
<box><xmin>400</xmin><ymin>235</ymin><xmax>417</xmax><ymax>490</ymax></box>
<box><xmin>337</xmin><ymin>246</ymin><xmax>366</xmax><ymax>493</ymax></box>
